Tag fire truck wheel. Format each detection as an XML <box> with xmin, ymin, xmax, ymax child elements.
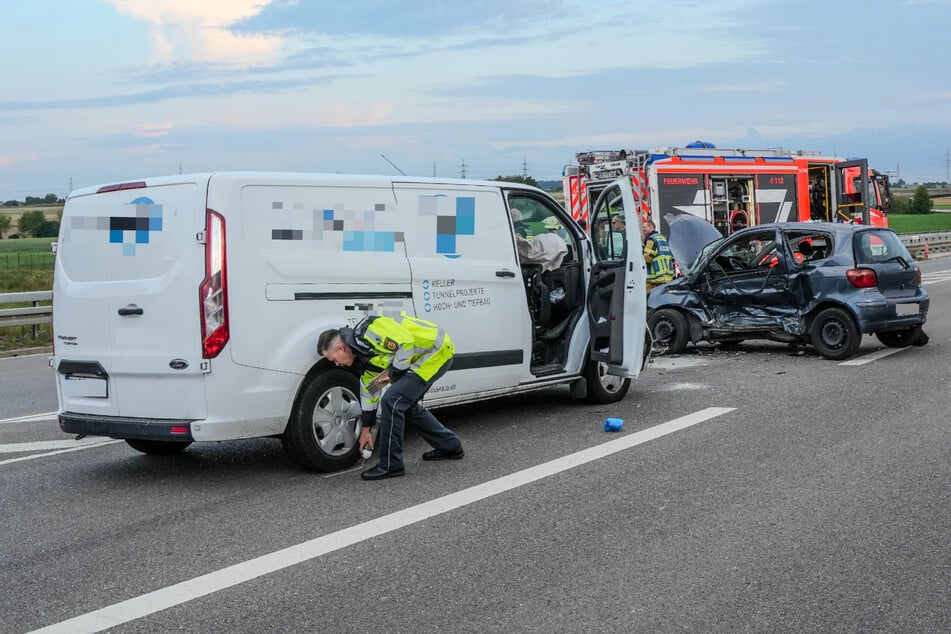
<box><xmin>284</xmin><ymin>369</ymin><xmax>363</xmax><ymax>472</ymax></box>
<box><xmin>125</xmin><ymin>439</ymin><xmax>192</xmax><ymax>455</ymax></box>
<box><xmin>876</xmin><ymin>326</ymin><xmax>926</xmax><ymax>348</ymax></box>
<box><xmin>810</xmin><ymin>307</ymin><xmax>860</xmax><ymax>360</ymax></box>
<box><xmin>648</xmin><ymin>308</ymin><xmax>688</xmax><ymax>355</ymax></box>
<box><xmin>583</xmin><ymin>360</ymin><xmax>631</xmax><ymax>404</ymax></box>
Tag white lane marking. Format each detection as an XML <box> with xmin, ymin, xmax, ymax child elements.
<box><xmin>0</xmin><ymin>411</ymin><xmax>58</xmax><ymax>425</ymax></box>
<box><xmin>839</xmin><ymin>347</ymin><xmax>908</xmax><ymax>366</ymax></box>
<box><xmin>661</xmin><ymin>382</ymin><xmax>709</xmax><ymax>391</ymax></box>
<box><xmin>649</xmin><ymin>356</ymin><xmax>715</xmax><ymax>370</ymax></box>
<box><xmin>0</xmin><ymin>438</ymin><xmax>116</xmax><ymax>454</ymax></box>
<box><xmin>30</xmin><ymin>407</ymin><xmax>735</xmax><ymax>634</ymax></box>
<box><xmin>0</xmin><ymin>440</ymin><xmax>122</xmax><ymax>466</ymax></box>
<box><xmin>920</xmin><ymin>271</ymin><xmax>951</xmax><ymax>285</ymax></box>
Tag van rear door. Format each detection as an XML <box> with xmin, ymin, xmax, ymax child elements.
<box><xmin>585</xmin><ymin>179</ymin><xmax>648</xmax><ymax>378</ymax></box>
<box><xmin>53</xmin><ymin>177</ymin><xmax>209</xmax><ymax>419</ymax></box>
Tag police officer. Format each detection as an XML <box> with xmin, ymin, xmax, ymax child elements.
<box><xmin>641</xmin><ymin>219</ymin><xmax>675</xmax><ymax>293</ymax></box>
<box><xmin>317</xmin><ymin>313</ymin><xmax>464</xmax><ymax>481</ymax></box>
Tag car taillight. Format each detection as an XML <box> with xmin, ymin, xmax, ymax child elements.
<box><xmin>846</xmin><ymin>268</ymin><xmax>877</xmax><ymax>288</ymax></box>
<box><xmin>200</xmin><ymin>209</ymin><xmax>229</xmax><ymax>358</ymax></box>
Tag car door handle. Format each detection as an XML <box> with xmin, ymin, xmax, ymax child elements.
<box><xmin>118</xmin><ymin>305</ymin><xmax>143</xmax><ymax>316</ymax></box>
<box><xmin>496</xmin><ymin>270</ymin><xmax>516</xmax><ymax>278</ymax></box>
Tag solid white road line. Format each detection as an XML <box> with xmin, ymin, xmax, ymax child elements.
<box><xmin>0</xmin><ymin>438</ymin><xmax>118</xmax><ymax>454</ymax></box>
<box><xmin>0</xmin><ymin>411</ymin><xmax>58</xmax><ymax>425</ymax></box>
<box><xmin>30</xmin><ymin>406</ymin><xmax>735</xmax><ymax>634</ymax></box>
<box><xmin>0</xmin><ymin>440</ymin><xmax>122</xmax><ymax>466</ymax></box>
<box><xmin>839</xmin><ymin>347</ymin><xmax>908</xmax><ymax>366</ymax></box>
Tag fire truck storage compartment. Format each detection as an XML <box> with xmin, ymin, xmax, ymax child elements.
<box><xmin>710</xmin><ymin>177</ymin><xmax>753</xmax><ymax>236</ymax></box>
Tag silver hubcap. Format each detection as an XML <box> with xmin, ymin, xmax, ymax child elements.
<box><xmin>311</xmin><ymin>385</ymin><xmax>362</xmax><ymax>456</ymax></box>
<box><xmin>595</xmin><ymin>362</ymin><xmax>624</xmax><ymax>393</ymax></box>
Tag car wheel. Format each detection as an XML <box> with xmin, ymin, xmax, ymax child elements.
<box><xmin>648</xmin><ymin>308</ymin><xmax>688</xmax><ymax>355</ymax></box>
<box><xmin>125</xmin><ymin>439</ymin><xmax>191</xmax><ymax>455</ymax></box>
<box><xmin>810</xmin><ymin>307</ymin><xmax>860</xmax><ymax>360</ymax></box>
<box><xmin>283</xmin><ymin>369</ymin><xmax>362</xmax><ymax>471</ymax></box>
<box><xmin>583</xmin><ymin>359</ymin><xmax>630</xmax><ymax>404</ymax></box>
<box><xmin>876</xmin><ymin>326</ymin><xmax>923</xmax><ymax>348</ymax></box>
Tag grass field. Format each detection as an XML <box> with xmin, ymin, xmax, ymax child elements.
<box><xmin>0</xmin><ymin>238</ymin><xmax>56</xmax><ymax>270</ymax></box>
<box><xmin>886</xmin><ymin>214</ymin><xmax>951</xmax><ymax>233</ymax></box>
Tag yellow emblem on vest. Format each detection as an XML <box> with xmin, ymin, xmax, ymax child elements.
<box><xmin>383</xmin><ymin>337</ymin><xmax>398</xmax><ymax>352</ymax></box>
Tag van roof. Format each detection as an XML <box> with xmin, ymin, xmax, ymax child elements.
<box><xmin>68</xmin><ymin>172</ymin><xmax>544</xmax><ymax>199</ymax></box>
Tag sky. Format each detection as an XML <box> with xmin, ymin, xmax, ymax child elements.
<box><xmin>2</xmin><ymin>0</ymin><xmax>950</xmax><ymax>201</ymax></box>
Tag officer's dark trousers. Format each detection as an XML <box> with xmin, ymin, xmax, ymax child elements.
<box><xmin>376</xmin><ymin>361</ymin><xmax>461</xmax><ymax>471</ymax></box>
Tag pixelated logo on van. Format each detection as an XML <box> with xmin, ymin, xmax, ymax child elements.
<box><xmin>419</xmin><ymin>195</ymin><xmax>475</xmax><ymax>259</ymax></box>
<box><xmin>68</xmin><ymin>196</ymin><xmax>163</xmax><ymax>256</ymax></box>
<box><xmin>269</xmin><ymin>195</ymin><xmax>475</xmax><ymax>259</ymax></box>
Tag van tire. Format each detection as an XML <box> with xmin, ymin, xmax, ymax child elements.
<box><xmin>583</xmin><ymin>360</ymin><xmax>630</xmax><ymax>404</ymax></box>
<box><xmin>125</xmin><ymin>439</ymin><xmax>191</xmax><ymax>455</ymax></box>
<box><xmin>810</xmin><ymin>307</ymin><xmax>860</xmax><ymax>360</ymax></box>
<box><xmin>284</xmin><ymin>369</ymin><xmax>362</xmax><ymax>472</ymax></box>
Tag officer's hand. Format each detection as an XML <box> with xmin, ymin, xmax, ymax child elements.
<box><xmin>359</xmin><ymin>427</ymin><xmax>373</xmax><ymax>452</ymax></box>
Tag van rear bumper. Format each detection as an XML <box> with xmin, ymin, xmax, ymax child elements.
<box><xmin>59</xmin><ymin>413</ymin><xmax>195</xmax><ymax>441</ymax></box>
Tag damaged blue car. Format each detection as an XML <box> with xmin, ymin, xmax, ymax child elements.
<box><xmin>648</xmin><ymin>219</ymin><xmax>930</xmax><ymax>360</ymax></box>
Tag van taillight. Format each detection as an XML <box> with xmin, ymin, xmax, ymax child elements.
<box><xmin>846</xmin><ymin>268</ymin><xmax>877</xmax><ymax>288</ymax></box>
<box><xmin>200</xmin><ymin>209</ymin><xmax>229</xmax><ymax>358</ymax></box>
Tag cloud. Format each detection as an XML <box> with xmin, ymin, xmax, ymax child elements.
<box><xmin>104</xmin><ymin>0</ymin><xmax>284</xmax><ymax>66</ymax></box>
<box><xmin>701</xmin><ymin>82</ymin><xmax>789</xmax><ymax>93</ymax></box>
<box><xmin>0</xmin><ymin>156</ymin><xmax>14</xmax><ymax>167</ymax></box>
<box><xmin>135</xmin><ymin>122</ymin><xmax>175</xmax><ymax>138</ymax></box>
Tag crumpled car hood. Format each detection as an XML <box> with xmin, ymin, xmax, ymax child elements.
<box><xmin>665</xmin><ymin>213</ymin><xmax>722</xmax><ymax>270</ymax></box>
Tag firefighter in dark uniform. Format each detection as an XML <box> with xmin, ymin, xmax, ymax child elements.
<box><xmin>317</xmin><ymin>313</ymin><xmax>464</xmax><ymax>480</ymax></box>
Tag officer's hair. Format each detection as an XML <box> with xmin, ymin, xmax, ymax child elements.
<box><xmin>316</xmin><ymin>329</ymin><xmax>341</xmax><ymax>354</ymax></box>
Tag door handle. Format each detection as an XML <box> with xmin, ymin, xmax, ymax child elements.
<box><xmin>118</xmin><ymin>305</ymin><xmax>144</xmax><ymax>316</ymax></box>
<box><xmin>495</xmin><ymin>270</ymin><xmax>516</xmax><ymax>278</ymax></box>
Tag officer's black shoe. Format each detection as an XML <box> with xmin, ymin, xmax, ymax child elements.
<box><xmin>360</xmin><ymin>465</ymin><xmax>405</xmax><ymax>481</ymax></box>
<box><xmin>422</xmin><ymin>445</ymin><xmax>465</xmax><ymax>461</ymax></box>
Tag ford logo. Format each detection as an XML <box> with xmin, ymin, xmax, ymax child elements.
<box><xmin>169</xmin><ymin>359</ymin><xmax>189</xmax><ymax>370</ymax></box>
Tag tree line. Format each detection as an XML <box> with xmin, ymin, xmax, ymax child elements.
<box><xmin>890</xmin><ymin>185</ymin><xmax>935</xmax><ymax>215</ymax></box>
<box><xmin>0</xmin><ymin>210</ymin><xmax>61</xmax><ymax>238</ymax></box>
<box><xmin>2</xmin><ymin>194</ymin><xmax>64</xmax><ymax>207</ymax></box>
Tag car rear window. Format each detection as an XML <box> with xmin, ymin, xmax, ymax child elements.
<box><xmin>853</xmin><ymin>230</ymin><xmax>911</xmax><ymax>264</ymax></box>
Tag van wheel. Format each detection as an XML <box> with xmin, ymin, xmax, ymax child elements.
<box><xmin>876</xmin><ymin>326</ymin><xmax>923</xmax><ymax>348</ymax></box>
<box><xmin>284</xmin><ymin>369</ymin><xmax>362</xmax><ymax>472</ymax></box>
<box><xmin>648</xmin><ymin>308</ymin><xmax>688</xmax><ymax>354</ymax></box>
<box><xmin>125</xmin><ymin>439</ymin><xmax>191</xmax><ymax>455</ymax></box>
<box><xmin>810</xmin><ymin>307</ymin><xmax>860</xmax><ymax>360</ymax></box>
<box><xmin>583</xmin><ymin>360</ymin><xmax>630</xmax><ymax>404</ymax></box>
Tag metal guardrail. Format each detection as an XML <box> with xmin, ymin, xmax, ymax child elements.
<box><xmin>900</xmin><ymin>232</ymin><xmax>951</xmax><ymax>259</ymax></box>
<box><xmin>0</xmin><ymin>290</ymin><xmax>52</xmax><ymax>328</ymax></box>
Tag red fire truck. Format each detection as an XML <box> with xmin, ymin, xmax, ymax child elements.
<box><xmin>563</xmin><ymin>143</ymin><xmax>891</xmax><ymax>237</ymax></box>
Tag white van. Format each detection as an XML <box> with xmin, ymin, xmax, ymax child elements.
<box><xmin>52</xmin><ymin>173</ymin><xmax>648</xmax><ymax>471</ymax></box>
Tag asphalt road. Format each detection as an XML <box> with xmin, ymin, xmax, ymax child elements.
<box><xmin>2</xmin><ymin>260</ymin><xmax>950</xmax><ymax>633</ymax></box>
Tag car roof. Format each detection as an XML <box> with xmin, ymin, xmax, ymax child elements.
<box><xmin>734</xmin><ymin>222</ymin><xmax>892</xmax><ymax>236</ymax></box>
